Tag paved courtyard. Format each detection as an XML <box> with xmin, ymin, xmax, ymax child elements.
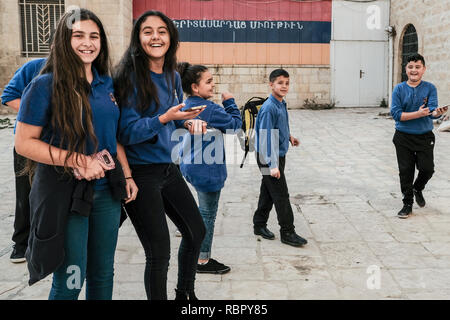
<box><xmin>1</xmin><ymin>107</ymin><xmax>450</xmax><ymax>300</ymax></box>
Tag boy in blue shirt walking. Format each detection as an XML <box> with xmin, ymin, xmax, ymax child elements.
<box><xmin>1</xmin><ymin>58</ymin><xmax>46</xmax><ymax>263</ymax></box>
<box><xmin>390</xmin><ymin>53</ymin><xmax>447</xmax><ymax>218</ymax></box>
<box><xmin>253</xmin><ymin>69</ymin><xmax>307</xmax><ymax>247</ymax></box>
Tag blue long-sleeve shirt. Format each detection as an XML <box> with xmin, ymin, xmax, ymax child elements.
<box><xmin>390</xmin><ymin>81</ymin><xmax>439</xmax><ymax>134</ymax></box>
<box><xmin>1</xmin><ymin>58</ymin><xmax>46</xmax><ymax>106</ymax></box>
<box><xmin>255</xmin><ymin>94</ymin><xmax>291</xmax><ymax>169</ymax></box>
<box><xmin>118</xmin><ymin>71</ymin><xmax>184</xmax><ymax>164</ymax></box>
<box><xmin>179</xmin><ymin>96</ymin><xmax>242</xmax><ymax>192</ymax></box>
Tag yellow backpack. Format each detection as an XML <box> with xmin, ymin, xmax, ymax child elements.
<box><xmin>238</xmin><ymin>97</ymin><xmax>267</xmax><ymax>168</ymax></box>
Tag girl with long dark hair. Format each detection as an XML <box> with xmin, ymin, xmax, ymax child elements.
<box><xmin>15</xmin><ymin>8</ymin><xmax>137</xmax><ymax>300</ymax></box>
<box><xmin>114</xmin><ymin>10</ymin><xmax>205</xmax><ymax>300</ymax></box>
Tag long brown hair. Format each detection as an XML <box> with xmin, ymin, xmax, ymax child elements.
<box><xmin>39</xmin><ymin>8</ymin><xmax>110</xmax><ymax>172</ymax></box>
<box><xmin>113</xmin><ymin>10</ymin><xmax>179</xmax><ymax>113</ymax></box>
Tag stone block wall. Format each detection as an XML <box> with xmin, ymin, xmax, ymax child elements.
<box><xmin>391</xmin><ymin>0</ymin><xmax>450</xmax><ymax>105</ymax></box>
<box><xmin>208</xmin><ymin>65</ymin><xmax>331</xmax><ymax>109</ymax></box>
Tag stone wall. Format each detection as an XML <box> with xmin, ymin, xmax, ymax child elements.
<box><xmin>0</xmin><ymin>0</ymin><xmax>133</xmax><ymax>114</ymax></box>
<box><xmin>391</xmin><ymin>0</ymin><xmax>450</xmax><ymax>105</ymax></box>
<box><xmin>208</xmin><ymin>65</ymin><xmax>331</xmax><ymax>109</ymax></box>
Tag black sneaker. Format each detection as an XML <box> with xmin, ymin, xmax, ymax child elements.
<box><xmin>280</xmin><ymin>232</ymin><xmax>308</xmax><ymax>247</ymax></box>
<box><xmin>197</xmin><ymin>258</ymin><xmax>231</xmax><ymax>274</ymax></box>
<box><xmin>397</xmin><ymin>204</ymin><xmax>412</xmax><ymax>219</ymax></box>
<box><xmin>10</xmin><ymin>245</ymin><xmax>26</xmax><ymax>263</ymax></box>
<box><xmin>414</xmin><ymin>189</ymin><xmax>426</xmax><ymax>207</ymax></box>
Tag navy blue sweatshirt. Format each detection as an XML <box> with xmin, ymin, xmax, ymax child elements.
<box><xmin>390</xmin><ymin>81</ymin><xmax>439</xmax><ymax>134</ymax></box>
<box><xmin>118</xmin><ymin>71</ymin><xmax>184</xmax><ymax>164</ymax></box>
<box><xmin>179</xmin><ymin>96</ymin><xmax>242</xmax><ymax>192</ymax></box>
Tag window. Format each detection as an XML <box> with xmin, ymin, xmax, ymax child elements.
<box><xmin>401</xmin><ymin>24</ymin><xmax>418</xmax><ymax>82</ymax></box>
<box><xmin>19</xmin><ymin>0</ymin><xmax>65</xmax><ymax>57</ymax></box>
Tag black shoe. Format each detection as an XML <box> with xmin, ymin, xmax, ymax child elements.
<box><xmin>175</xmin><ymin>289</ymin><xmax>198</xmax><ymax>300</ymax></box>
<box><xmin>10</xmin><ymin>245</ymin><xmax>26</xmax><ymax>263</ymax></box>
<box><xmin>197</xmin><ymin>258</ymin><xmax>231</xmax><ymax>274</ymax></box>
<box><xmin>414</xmin><ymin>189</ymin><xmax>426</xmax><ymax>207</ymax></box>
<box><xmin>397</xmin><ymin>204</ymin><xmax>412</xmax><ymax>219</ymax></box>
<box><xmin>280</xmin><ymin>231</ymin><xmax>307</xmax><ymax>247</ymax></box>
<box><xmin>254</xmin><ymin>226</ymin><xmax>275</xmax><ymax>240</ymax></box>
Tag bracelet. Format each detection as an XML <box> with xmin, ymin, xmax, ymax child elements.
<box><xmin>125</xmin><ymin>176</ymin><xmax>133</xmax><ymax>180</ymax></box>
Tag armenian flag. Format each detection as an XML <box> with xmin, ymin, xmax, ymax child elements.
<box><xmin>133</xmin><ymin>0</ymin><xmax>331</xmax><ymax>65</ymax></box>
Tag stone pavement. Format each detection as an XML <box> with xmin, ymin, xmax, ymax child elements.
<box><xmin>1</xmin><ymin>108</ymin><xmax>450</xmax><ymax>300</ymax></box>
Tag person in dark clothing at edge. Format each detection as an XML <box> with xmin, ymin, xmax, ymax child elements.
<box><xmin>177</xmin><ymin>62</ymin><xmax>242</xmax><ymax>275</ymax></box>
<box><xmin>390</xmin><ymin>53</ymin><xmax>447</xmax><ymax>219</ymax></box>
<box><xmin>14</xmin><ymin>8</ymin><xmax>138</xmax><ymax>300</ymax></box>
<box><xmin>113</xmin><ymin>10</ymin><xmax>206</xmax><ymax>300</ymax></box>
<box><xmin>253</xmin><ymin>69</ymin><xmax>308</xmax><ymax>248</ymax></box>
<box><xmin>1</xmin><ymin>58</ymin><xmax>46</xmax><ymax>263</ymax></box>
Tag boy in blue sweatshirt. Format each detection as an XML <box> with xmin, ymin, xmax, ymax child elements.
<box><xmin>390</xmin><ymin>53</ymin><xmax>448</xmax><ymax>218</ymax></box>
<box><xmin>253</xmin><ymin>69</ymin><xmax>307</xmax><ymax>247</ymax></box>
<box><xmin>1</xmin><ymin>58</ymin><xmax>46</xmax><ymax>263</ymax></box>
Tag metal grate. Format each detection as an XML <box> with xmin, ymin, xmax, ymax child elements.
<box><xmin>19</xmin><ymin>0</ymin><xmax>65</xmax><ymax>57</ymax></box>
<box><xmin>401</xmin><ymin>24</ymin><xmax>418</xmax><ymax>82</ymax></box>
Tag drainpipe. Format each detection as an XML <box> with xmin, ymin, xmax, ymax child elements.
<box><xmin>385</xmin><ymin>1</ymin><xmax>395</xmax><ymax>109</ymax></box>
<box><xmin>387</xmin><ymin>27</ymin><xmax>394</xmax><ymax>108</ymax></box>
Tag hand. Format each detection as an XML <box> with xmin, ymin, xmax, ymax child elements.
<box><xmin>270</xmin><ymin>168</ymin><xmax>280</xmax><ymax>179</ymax></box>
<box><xmin>432</xmin><ymin>105</ymin><xmax>449</xmax><ymax>117</ymax></box>
<box><xmin>417</xmin><ymin>104</ymin><xmax>431</xmax><ymax>118</ymax></box>
<box><xmin>221</xmin><ymin>92</ymin><xmax>234</xmax><ymax>101</ymax></box>
<box><xmin>185</xmin><ymin>119</ymin><xmax>207</xmax><ymax>135</ymax></box>
<box><xmin>159</xmin><ymin>103</ymin><xmax>204</xmax><ymax>124</ymax></box>
<box><xmin>74</xmin><ymin>155</ymin><xmax>105</xmax><ymax>181</ymax></box>
<box><xmin>290</xmin><ymin>136</ymin><xmax>300</xmax><ymax>147</ymax></box>
<box><xmin>124</xmin><ymin>178</ymin><xmax>138</xmax><ymax>204</ymax></box>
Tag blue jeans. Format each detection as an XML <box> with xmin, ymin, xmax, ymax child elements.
<box><xmin>197</xmin><ymin>190</ymin><xmax>221</xmax><ymax>260</ymax></box>
<box><xmin>48</xmin><ymin>189</ymin><xmax>121</xmax><ymax>300</ymax></box>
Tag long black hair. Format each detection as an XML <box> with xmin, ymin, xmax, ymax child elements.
<box><xmin>113</xmin><ymin>10</ymin><xmax>179</xmax><ymax>113</ymax></box>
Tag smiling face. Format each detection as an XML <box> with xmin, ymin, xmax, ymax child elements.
<box><xmin>70</xmin><ymin>19</ymin><xmax>101</xmax><ymax>68</ymax></box>
<box><xmin>406</xmin><ymin>60</ymin><xmax>426</xmax><ymax>84</ymax></box>
<box><xmin>270</xmin><ymin>75</ymin><xmax>290</xmax><ymax>101</ymax></box>
<box><xmin>139</xmin><ymin>15</ymin><xmax>170</xmax><ymax>65</ymax></box>
<box><xmin>192</xmin><ymin>70</ymin><xmax>215</xmax><ymax>99</ymax></box>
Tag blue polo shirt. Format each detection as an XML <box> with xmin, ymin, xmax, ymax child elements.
<box><xmin>118</xmin><ymin>70</ymin><xmax>184</xmax><ymax>164</ymax></box>
<box><xmin>255</xmin><ymin>94</ymin><xmax>291</xmax><ymax>169</ymax></box>
<box><xmin>390</xmin><ymin>81</ymin><xmax>439</xmax><ymax>134</ymax></box>
<box><xmin>17</xmin><ymin>68</ymin><xmax>120</xmax><ymax>189</ymax></box>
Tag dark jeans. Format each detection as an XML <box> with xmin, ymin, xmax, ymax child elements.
<box><xmin>48</xmin><ymin>189</ymin><xmax>121</xmax><ymax>300</ymax></box>
<box><xmin>253</xmin><ymin>154</ymin><xmax>295</xmax><ymax>233</ymax></box>
<box><xmin>12</xmin><ymin>147</ymin><xmax>31</xmax><ymax>250</ymax></box>
<box><xmin>126</xmin><ymin>163</ymin><xmax>205</xmax><ymax>300</ymax></box>
<box><xmin>393</xmin><ymin>130</ymin><xmax>435</xmax><ymax>205</ymax></box>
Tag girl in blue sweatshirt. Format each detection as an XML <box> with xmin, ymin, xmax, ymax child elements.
<box><xmin>113</xmin><ymin>11</ymin><xmax>206</xmax><ymax>300</ymax></box>
<box><xmin>177</xmin><ymin>62</ymin><xmax>242</xmax><ymax>275</ymax></box>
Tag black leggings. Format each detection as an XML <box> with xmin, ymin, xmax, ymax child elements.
<box><xmin>125</xmin><ymin>163</ymin><xmax>205</xmax><ymax>300</ymax></box>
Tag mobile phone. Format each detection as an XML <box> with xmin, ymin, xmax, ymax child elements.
<box><xmin>423</xmin><ymin>97</ymin><xmax>437</xmax><ymax>112</ymax></box>
<box><xmin>184</xmin><ymin>105</ymin><xmax>205</xmax><ymax>112</ymax></box>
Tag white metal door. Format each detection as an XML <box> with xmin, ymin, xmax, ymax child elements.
<box><xmin>333</xmin><ymin>40</ymin><xmax>387</xmax><ymax>107</ymax></box>
<box><xmin>359</xmin><ymin>41</ymin><xmax>388</xmax><ymax>107</ymax></box>
<box><xmin>333</xmin><ymin>41</ymin><xmax>360</xmax><ymax>107</ymax></box>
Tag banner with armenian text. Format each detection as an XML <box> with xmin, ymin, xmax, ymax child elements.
<box><xmin>133</xmin><ymin>0</ymin><xmax>331</xmax><ymax>65</ymax></box>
